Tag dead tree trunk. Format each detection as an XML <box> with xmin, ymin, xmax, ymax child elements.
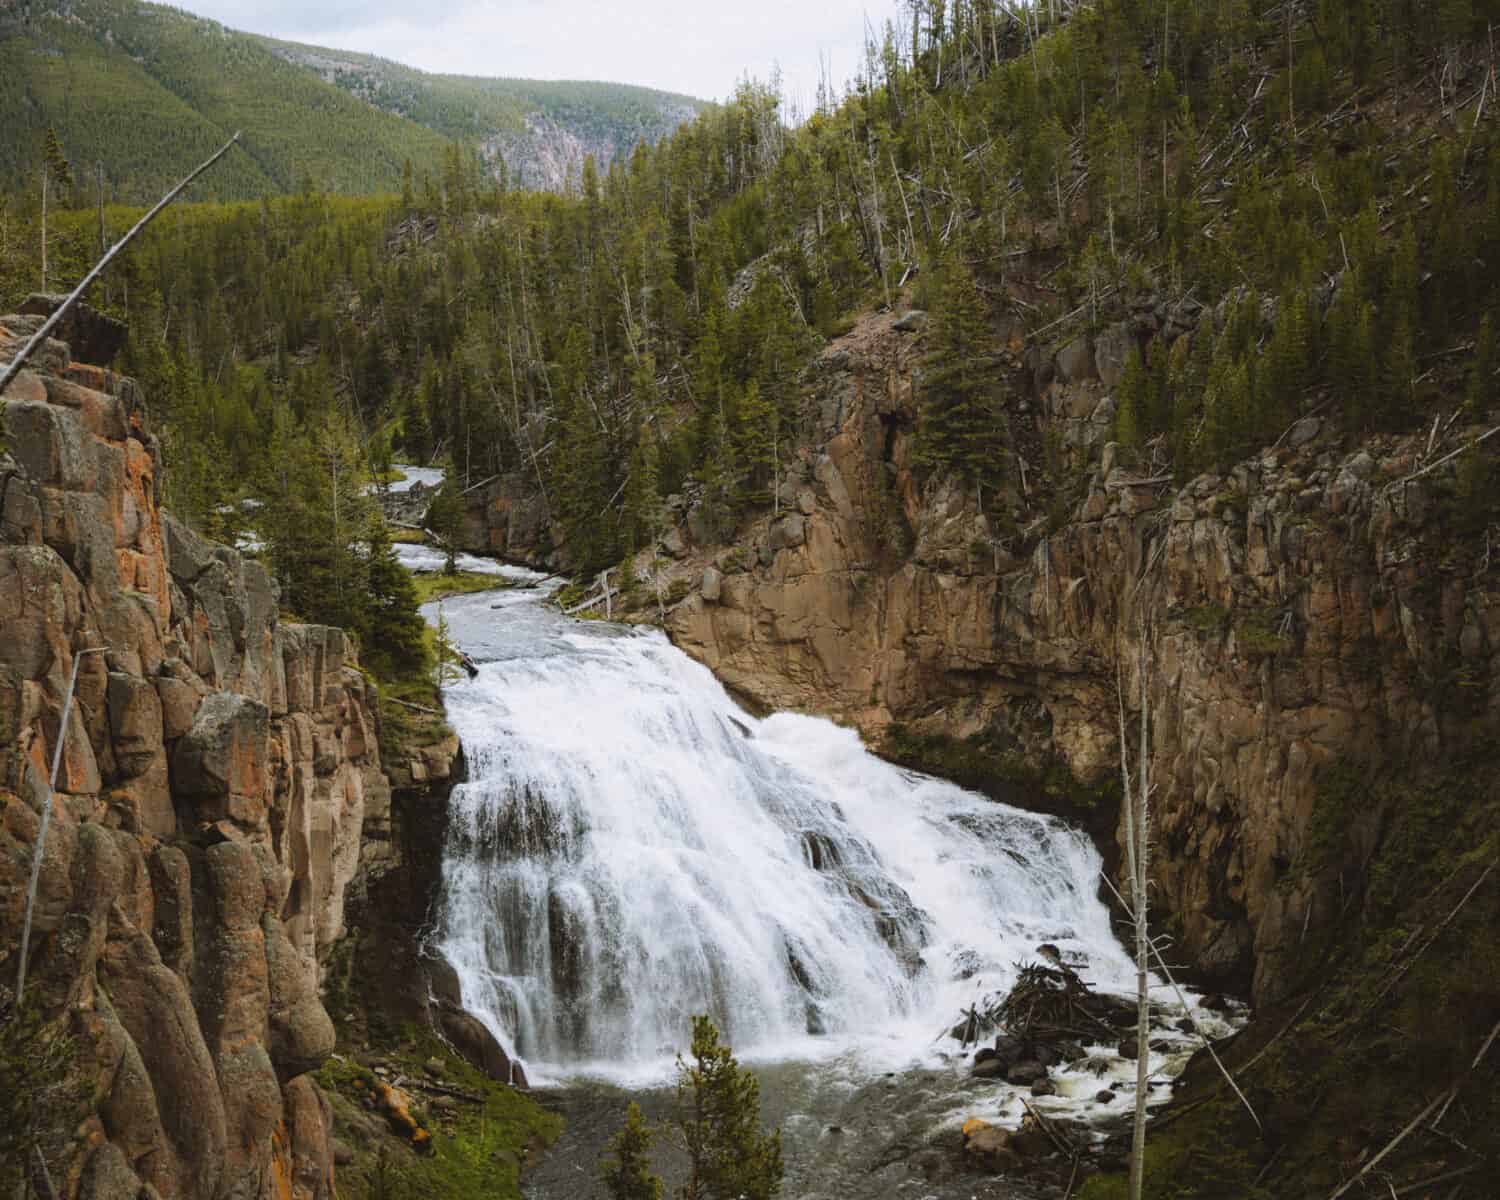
<box><xmin>1117</xmin><ymin>632</ymin><xmax>1153</xmax><ymax>1200</ymax></box>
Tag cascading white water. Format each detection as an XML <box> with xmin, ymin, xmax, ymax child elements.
<box><xmin>434</xmin><ymin>585</ymin><xmax>1143</xmax><ymax>1085</ymax></box>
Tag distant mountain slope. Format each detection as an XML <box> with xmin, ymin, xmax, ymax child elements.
<box><xmin>259</xmin><ymin>39</ymin><xmax>705</xmax><ymax>192</ymax></box>
<box><xmin>0</xmin><ymin>0</ymin><xmax>704</xmax><ymax>202</ymax></box>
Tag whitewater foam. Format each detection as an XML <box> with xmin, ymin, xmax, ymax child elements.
<box><xmin>435</xmin><ymin>605</ymin><xmax>1149</xmax><ymax>1087</ymax></box>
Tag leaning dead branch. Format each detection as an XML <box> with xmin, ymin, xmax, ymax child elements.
<box><xmin>1386</xmin><ymin>424</ymin><xmax>1500</xmax><ymax>492</ymax></box>
<box><xmin>1326</xmin><ymin>1015</ymin><xmax>1500</xmax><ymax>1200</ymax></box>
<box><xmin>16</xmin><ymin>646</ymin><xmax>108</xmax><ymax>1003</ymax></box>
<box><xmin>1098</xmin><ymin>871</ymin><xmax>1262</xmax><ymax>1134</ymax></box>
<box><xmin>0</xmin><ymin>132</ymin><xmax>241</xmax><ymax>395</ymax></box>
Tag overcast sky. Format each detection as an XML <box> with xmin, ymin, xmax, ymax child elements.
<box><xmin>174</xmin><ymin>0</ymin><xmax>904</xmax><ymax>107</ymax></box>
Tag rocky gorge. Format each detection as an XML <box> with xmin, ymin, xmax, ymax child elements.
<box><xmin>0</xmin><ymin>305</ymin><xmax>486</xmax><ymax>1198</ymax></box>
<box><xmin>3</xmin><ymin>280</ymin><xmax>1495</xmax><ymax>1197</ymax></box>
<box><xmin>464</xmin><ymin>300</ymin><xmax>1500</xmax><ymax>1013</ymax></box>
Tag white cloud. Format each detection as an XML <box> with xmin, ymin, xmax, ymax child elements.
<box><xmin>174</xmin><ymin>0</ymin><xmax>904</xmax><ymax>104</ymax></box>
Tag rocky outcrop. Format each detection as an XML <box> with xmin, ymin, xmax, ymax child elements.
<box><xmin>0</xmin><ymin>311</ymin><xmax>391</xmax><ymax>1198</ymax></box>
<box><xmin>603</xmin><ymin>308</ymin><xmax>1499</xmax><ymax>1006</ymax></box>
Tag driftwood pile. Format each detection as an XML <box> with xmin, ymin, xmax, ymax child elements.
<box><xmin>995</xmin><ymin>961</ymin><xmax>1136</xmax><ymax>1044</ymax></box>
<box><xmin>952</xmin><ymin>954</ymin><xmax>1136</xmax><ymax>1050</ymax></box>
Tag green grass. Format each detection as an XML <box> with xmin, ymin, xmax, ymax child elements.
<box><xmin>390</xmin><ymin>528</ymin><xmax>430</xmax><ymax>545</ymax></box>
<box><xmin>316</xmin><ymin>1030</ymin><xmax>562</xmax><ymax>1200</ymax></box>
<box><xmin>410</xmin><ymin>571</ymin><xmax>510</xmax><ymax>605</ymax></box>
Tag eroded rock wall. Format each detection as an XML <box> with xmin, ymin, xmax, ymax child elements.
<box><xmin>0</xmin><ymin>311</ymin><xmax>391</xmax><ymax>1199</ymax></box>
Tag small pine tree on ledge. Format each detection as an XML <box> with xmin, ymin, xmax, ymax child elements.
<box><xmin>676</xmin><ymin>1015</ymin><xmax>784</xmax><ymax>1200</ymax></box>
<box><xmin>599</xmin><ymin>1016</ymin><xmax>783</xmax><ymax>1200</ymax></box>
<box><xmin>600</xmin><ymin>1103</ymin><xmax>663</xmax><ymax>1200</ymax></box>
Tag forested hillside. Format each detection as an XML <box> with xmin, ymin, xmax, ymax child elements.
<box><xmin>0</xmin><ymin>0</ymin><xmax>702</xmax><ymax>200</ymax></box>
<box><xmin>6</xmin><ymin>0</ymin><xmax>1497</xmax><ymax>685</ymax></box>
<box><xmin>4</xmin><ymin>1</ymin><xmax>1500</xmax><ymax>1195</ymax></box>
<box><xmin>260</xmin><ymin>38</ymin><xmax>704</xmax><ymax>191</ymax></box>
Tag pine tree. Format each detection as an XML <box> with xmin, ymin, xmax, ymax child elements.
<box><xmin>362</xmin><ymin>521</ymin><xmax>429</xmax><ymax>677</ymax></box>
<box><xmin>695</xmin><ymin>401</ymin><xmax>740</xmax><ymax>542</ymax></box>
<box><xmin>552</xmin><ymin>325</ymin><xmax>619</xmax><ymax>573</ymax></box>
<box><xmin>1171</xmin><ymin>329</ymin><xmax>1215</xmax><ymax>481</ymax></box>
<box><xmin>1387</xmin><ymin>222</ymin><xmax>1420</xmax><ymax>335</ymax></box>
<box><xmin>42</xmin><ymin>126</ymin><xmax>73</xmax><ymax>193</ymax></box>
<box><xmin>600</xmin><ymin>1103</ymin><xmax>663</xmax><ymax>1200</ymax></box>
<box><xmin>1382</xmin><ymin>311</ymin><xmax>1415</xmax><ymax>428</ymax></box>
<box><xmin>1113</xmin><ymin>346</ymin><xmax>1148</xmax><ymax>449</ymax></box>
<box><xmin>621</xmin><ymin>425</ymin><xmax>663</xmax><ymax>553</ymax></box>
<box><xmin>914</xmin><ymin>246</ymin><xmax>1005</xmax><ymax>503</ymax></box>
<box><xmin>426</xmin><ymin>475</ymin><xmax>464</xmax><ymax>574</ymax></box>
<box><xmin>676</xmin><ymin>1016</ymin><xmax>783</xmax><ymax>1200</ymax></box>
<box><xmin>733</xmin><ymin>379</ymin><xmax>778</xmax><ymax>507</ymax></box>
<box><xmin>1261</xmin><ymin>288</ymin><xmax>1310</xmax><ymax>430</ymax></box>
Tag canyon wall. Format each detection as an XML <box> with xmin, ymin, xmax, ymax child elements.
<box><xmin>0</xmin><ymin>308</ymin><xmax>439</xmax><ymax>1199</ymax></box>
<box><xmin>470</xmin><ymin>306</ymin><xmax>1500</xmax><ymax>1005</ymax></box>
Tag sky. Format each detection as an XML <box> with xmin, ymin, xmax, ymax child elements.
<box><xmin>173</xmin><ymin>0</ymin><xmax>905</xmax><ymax>107</ymax></box>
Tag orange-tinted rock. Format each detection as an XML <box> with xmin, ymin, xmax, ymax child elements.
<box><xmin>1</xmin><ymin>310</ymin><xmax>396</xmax><ymax>1198</ymax></box>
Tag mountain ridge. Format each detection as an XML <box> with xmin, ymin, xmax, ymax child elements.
<box><xmin>0</xmin><ymin>0</ymin><xmax>705</xmax><ymax>200</ymax></box>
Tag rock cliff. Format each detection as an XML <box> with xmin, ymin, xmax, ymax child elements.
<box><xmin>0</xmin><ymin>309</ymin><xmax>424</xmax><ymax>1199</ymax></box>
<box><xmin>471</xmin><ymin>306</ymin><xmax>1500</xmax><ymax>1008</ymax></box>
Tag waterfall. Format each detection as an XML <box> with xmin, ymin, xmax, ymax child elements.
<box><xmin>434</xmin><ymin>588</ymin><xmax>1138</xmax><ymax>1082</ymax></box>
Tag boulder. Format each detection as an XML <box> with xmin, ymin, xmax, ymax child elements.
<box><xmin>1093</xmin><ymin>323</ymin><xmax>1136</xmax><ymax>389</ymax></box>
<box><xmin>265</xmin><ymin>919</ymin><xmax>336</xmax><ymax>1080</ymax></box>
<box><xmin>1055</xmin><ymin>336</ymin><xmax>1096</xmax><ymax>383</ymax></box>
<box><xmin>962</xmin><ymin>1119</ymin><xmax>1020</xmax><ymax>1172</ymax></box>
<box><xmin>1031</xmin><ymin>1078</ymin><xmax>1058</xmax><ymax>1097</ymax></box>
<box><xmin>282</xmin><ymin>1075</ymin><xmax>335</xmax><ymax>1200</ymax></box>
<box><xmin>77</xmin><ymin>1142</ymin><xmax>145</xmax><ymax>1200</ymax></box>
<box><xmin>769</xmin><ymin>513</ymin><xmax>806</xmax><ymax>552</ymax></box>
<box><xmin>701</xmin><ymin>566</ymin><xmax>723</xmax><ymax>604</ymax></box>
<box><xmin>892</xmin><ymin>309</ymin><xmax>928</xmax><ymax>333</ymax></box>
<box><xmin>154</xmin><ymin>671</ymin><xmax>202</xmax><ymax>741</ymax></box>
<box><xmin>440</xmin><ymin>1009</ymin><xmax>522</xmax><ymax>1087</ymax></box>
<box><xmin>99</xmin><ymin>923</ymin><xmax>227</xmax><ymax>1200</ymax></box>
<box><xmin>107</xmin><ymin>672</ymin><xmax>164</xmax><ymax>776</ymax></box>
<box><xmin>991</xmin><ymin>1034</ymin><xmax>1028</xmax><ymax>1068</ymax></box>
<box><xmin>1009</xmin><ymin>1116</ymin><xmax>1052</xmax><ymax>1159</ymax></box>
<box><xmin>1288</xmin><ymin>417</ymin><xmax>1322</xmax><ymax>448</ymax></box>
<box><xmin>20</xmin><ymin>293</ymin><xmax>128</xmax><ymax>366</ymax></box>
<box><xmin>1006</xmin><ymin>1061</ymin><xmax>1048</xmax><ymax>1086</ymax></box>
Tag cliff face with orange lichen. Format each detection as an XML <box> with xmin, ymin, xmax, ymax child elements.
<box><xmin>0</xmin><ymin>306</ymin><xmax>407</xmax><ymax>1199</ymax></box>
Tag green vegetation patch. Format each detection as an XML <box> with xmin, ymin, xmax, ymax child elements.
<box><xmin>1083</xmin><ymin>759</ymin><xmax>1500</xmax><ymax>1198</ymax></box>
<box><xmin>882</xmin><ymin>725</ymin><xmax>1121</xmax><ymax>826</ymax></box>
<box><xmin>410</xmin><ymin>571</ymin><xmax>510</xmax><ymax>605</ymax></box>
<box><xmin>316</xmin><ymin>1029</ymin><xmax>561</xmax><ymax>1200</ymax></box>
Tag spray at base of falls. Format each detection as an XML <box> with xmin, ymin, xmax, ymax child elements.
<box><xmin>430</xmin><ymin>584</ymin><xmax>1190</xmax><ymax>1095</ymax></box>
